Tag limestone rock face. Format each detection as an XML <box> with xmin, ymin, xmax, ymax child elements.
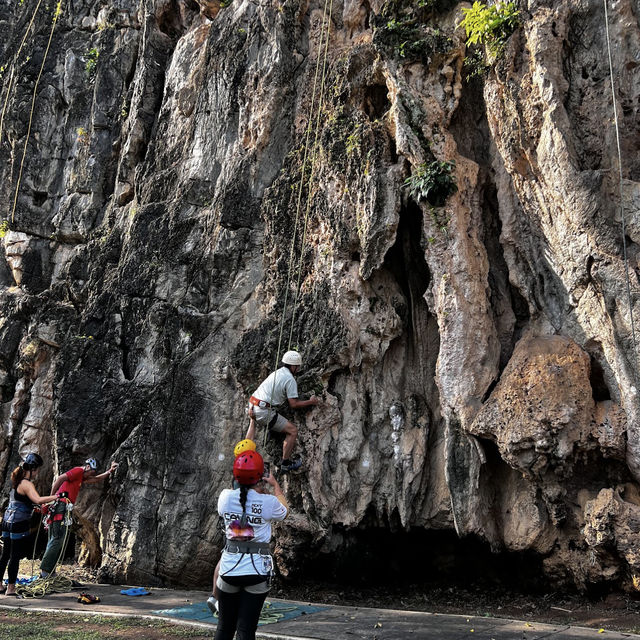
<box><xmin>0</xmin><ymin>0</ymin><xmax>640</xmax><ymax>590</ymax></box>
<box><xmin>582</xmin><ymin>486</ymin><xmax>640</xmax><ymax>585</ymax></box>
<box><xmin>470</xmin><ymin>334</ymin><xmax>626</xmax><ymax>482</ymax></box>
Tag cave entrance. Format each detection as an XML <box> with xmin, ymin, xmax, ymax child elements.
<box><xmin>381</xmin><ymin>200</ymin><xmax>438</xmax><ymax>399</ymax></box>
<box><xmin>301</xmin><ymin>528</ymin><xmax>550</xmax><ymax>593</ymax></box>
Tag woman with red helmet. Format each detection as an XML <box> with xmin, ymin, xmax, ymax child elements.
<box><xmin>214</xmin><ymin>450</ymin><xmax>287</xmax><ymax>640</ymax></box>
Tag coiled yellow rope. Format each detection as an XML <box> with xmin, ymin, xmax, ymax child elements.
<box><xmin>15</xmin><ymin>573</ymin><xmax>74</xmax><ymax>598</ymax></box>
<box><xmin>16</xmin><ymin>504</ymin><xmax>73</xmax><ymax>598</ymax></box>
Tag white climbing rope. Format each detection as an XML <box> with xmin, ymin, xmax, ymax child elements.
<box><xmin>602</xmin><ymin>0</ymin><xmax>639</xmax><ymax>375</ymax></box>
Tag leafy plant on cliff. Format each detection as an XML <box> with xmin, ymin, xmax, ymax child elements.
<box><xmin>0</xmin><ymin>219</ymin><xmax>9</xmax><ymax>238</ymax></box>
<box><xmin>404</xmin><ymin>160</ymin><xmax>457</xmax><ymax>207</ymax></box>
<box><xmin>459</xmin><ymin>1</ymin><xmax>520</xmax><ymax>59</ymax></box>
<box><xmin>463</xmin><ymin>48</ymin><xmax>490</xmax><ymax>79</ymax></box>
<box><xmin>374</xmin><ymin>17</ymin><xmax>452</xmax><ymax>64</ymax></box>
<box><xmin>85</xmin><ymin>47</ymin><xmax>100</xmax><ymax>76</ymax></box>
<box><xmin>373</xmin><ymin>0</ymin><xmax>453</xmax><ymax>64</ymax></box>
<box><xmin>383</xmin><ymin>0</ymin><xmax>458</xmax><ymax>18</ymax></box>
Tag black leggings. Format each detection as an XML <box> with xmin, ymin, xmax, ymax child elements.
<box><xmin>0</xmin><ymin>534</ymin><xmax>32</xmax><ymax>585</ymax></box>
<box><xmin>214</xmin><ymin>587</ymin><xmax>269</xmax><ymax>640</ymax></box>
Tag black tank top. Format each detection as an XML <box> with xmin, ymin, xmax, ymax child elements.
<box><xmin>10</xmin><ymin>485</ymin><xmax>35</xmax><ymax>508</ymax></box>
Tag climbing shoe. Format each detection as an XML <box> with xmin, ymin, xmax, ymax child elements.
<box><xmin>207</xmin><ymin>595</ymin><xmax>219</xmax><ymax>615</ymax></box>
<box><xmin>78</xmin><ymin>592</ymin><xmax>100</xmax><ymax>604</ymax></box>
<box><xmin>280</xmin><ymin>458</ymin><xmax>303</xmax><ymax>472</ymax></box>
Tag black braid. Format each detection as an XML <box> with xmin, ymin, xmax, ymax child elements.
<box><xmin>239</xmin><ymin>484</ymin><xmax>249</xmax><ymax>527</ymax></box>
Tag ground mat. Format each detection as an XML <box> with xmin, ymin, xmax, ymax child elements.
<box><xmin>152</xmin><ymin>599</ymin><xmax>326</xmax><ymax>625</ymax></box>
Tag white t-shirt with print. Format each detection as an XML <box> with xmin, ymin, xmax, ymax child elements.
<box><xmin>252</xmin><ymin>367</ymin><xmax>298</xmax><ymax>407</ymax></box>
<box><xmin>218</xmin><ymin>488</ymin><xmax>287</xmax><ymax>577</ymax></box>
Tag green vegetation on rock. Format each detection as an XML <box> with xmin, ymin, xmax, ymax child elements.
<box><xmin>404</xmin><ymin>160</ymin><xmax>457</xmax><ymax>207</ymax></box>
<box><xmin>85</xmin><ymin>47</ymin><xmax>100</xmax><ymax>76</ymax></box>
<box><xmin>373</xmin><ymin>0</ymin><xmax>454</xmax><ymax>64</ymax></box>
<box><xmin>460</xmin><ymin>1</ymin><xmax>520</xmax><ymax>59</ymax></box>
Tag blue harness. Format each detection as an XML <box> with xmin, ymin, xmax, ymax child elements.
<box><xmin>2</xmin><ymin>493</ymin><xmax>34</xmax><ymax>540</ymax></box>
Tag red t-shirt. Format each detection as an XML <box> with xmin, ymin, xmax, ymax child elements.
<box><xmin>58</xmin><ymin>466</ymin><xmax>84</xmax><ymax>503</ymax></box>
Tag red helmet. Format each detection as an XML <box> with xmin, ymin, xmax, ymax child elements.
<box><xmin>233</xmin><ymin>451</ymin><xmax>264</xmax><ymax>485</ymax></box>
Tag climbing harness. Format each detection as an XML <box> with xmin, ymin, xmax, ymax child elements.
<box><xmin>3</xmin><ymin>496</ymin><xmax>33</xmax><ymax>527</ymax></box>
<box><xmin>77</xmin><ymin>592</ymin><xmax>100</xmax><ymax>604</ymax></box>
<box><xmin>42</xmin><ymin>496</ymin><xmax>73</xmax><ymax>529</ymax></box>
<box><xmin>249</xmin><ymin>396</ymin><xmax>271</xmax><ymax>409</ymax></box>
<box><xmin>603</xmin><ymin>0</ymin><xmax>639</xmax><ymax>379</ymax></box>
<box><xmin>221</xmin><ymin>541</ymin><xmax>275</xmax><ymax>586</ymax></box>
<box><xmin>224</xmin><ymin>541</ymin><xmax>271</xmax><ymax>554</ymax></box>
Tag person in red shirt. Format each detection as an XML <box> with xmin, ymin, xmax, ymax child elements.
<box><xmin>40</xmin><ymin>458</ymin><xmax>117</xmax><ymax>576</ymax></box>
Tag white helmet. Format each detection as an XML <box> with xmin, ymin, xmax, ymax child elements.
<box><xmin>282</xmin><ymin>350</ymin><xmax>302</xmax><ymax>366</ymax></box>
<box><xmin>84</xmin><ymin>458</ymin><xmax>98</xmax><ymax>471</ymax></box>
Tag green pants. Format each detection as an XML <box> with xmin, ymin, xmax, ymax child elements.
<box><xmin>40</xmin><ymin>504</ymin><xmax>69</xmax><ymax>574</ymax></box>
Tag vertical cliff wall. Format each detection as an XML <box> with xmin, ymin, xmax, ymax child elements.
<box><xmin>1</xmin><ymin>0</ymin><xmax>639</xmax><ymax>589</ymax></box>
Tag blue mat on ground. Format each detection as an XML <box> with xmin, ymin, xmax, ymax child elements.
<box><xmin>152</xmin><ymin>599</ymin><xmax>326</xmax><ymax>625</ymax></box>
<box><xmin>4</xmin><ymin>576</ymin><xmax>37</xmax><ymax>586</ymax></box>
<box><xmin>121</xmin><ymin>588</ymin><xmax>151</xmax><ymax>596</ymax></box>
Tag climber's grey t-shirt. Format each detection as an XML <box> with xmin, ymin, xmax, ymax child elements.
<box><xmin>252</xmin><ymin>367</ymin><xmax>298</xmax><ymax>406</ymax></box>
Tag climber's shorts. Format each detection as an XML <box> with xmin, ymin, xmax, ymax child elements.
<box><xmin>250</xmin><ymin>405</ymin><xmax>289</xmax><ymax>433</ymax></box>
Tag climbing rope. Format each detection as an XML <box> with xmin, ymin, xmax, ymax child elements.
<box><xmin>17</xmin><ymin>501</ymin><xmax>74</xmax><ymax>598</ymax></box>
<box><xmin>29</xmin><ymin>510</ymin><xmax>44</xmax><ymax>578</ymax></box>
<box><xmin>0</xmin><ymin>0</ymin><xmax>45</xmax><ymax>144</ymax></box>
<box><xmin>603</xmin><ymin>0</ymin><xmax>640</xmax><ymax>378</ymax></box>
<box><xmin>16</xmin><ymin>572</ymin><xmax>74</xmax><ymax>598</ymax></box>
<box><xmin>10</xmin><ymin>0</ymin><xmax>64</xmax><ymax>223</ymax></box>
<box><xmin>273</xmin><ymin>0</ymin><xmax>333</xmax><ymax>363</ymax></box>
<box><xmin>287</xmin><ymin>0</ymin><xmax>335</xmax><ymax>350</ymax></box>
<box><xmin>261</xmin><ymin>0</ymin><xmax>334</xmax><ymax>448</ymax></box>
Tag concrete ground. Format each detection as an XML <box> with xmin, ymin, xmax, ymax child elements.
<box><xmin>0</xmin><ymin>583</ymin><xmax>639</xmax><ymax>639</ymax></box>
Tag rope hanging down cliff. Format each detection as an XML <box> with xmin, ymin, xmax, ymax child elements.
<box><xmin>10</xmin><ymin>1</ymin><xmax>64</xmax><ymax>223</ymax></box>
<box><xmin>287</xmin><ymin>0</ymin><xmax>335</xmax><ymax>351</ymax></box>
<box><xmin>0</xmin><ymin>0</ymin><xmax>45</xmax><ymax>146</ymax></box>
<box><xmin>262</xmin><ymin>0</ymin><xmax>335</xmax><ymax>448</ymax></box>
<box><xmin>603</xmin><ymin>0</ymin><xmax>639</xmax><ymax>377</ymax></box>
<box><xmin>272</xmin><ymin>0</ymin><xmax>335</xmax><ymax>368</ymax></box>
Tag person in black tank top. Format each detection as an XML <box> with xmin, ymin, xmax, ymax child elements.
<box><xmin>0</xmin><ymin>454</ymin><xmax>56</xmax><ymax>596</ymax></box>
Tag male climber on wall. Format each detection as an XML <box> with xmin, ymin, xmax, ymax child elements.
<box><xmin>246</xmin><ymin>350</ymin><xmax>318</xmax><ymax>472</ymax></box>
<box><xmin>40</xmin><ymin>458</ymin><xmax>117</xmax><ymax>577</ymax></box>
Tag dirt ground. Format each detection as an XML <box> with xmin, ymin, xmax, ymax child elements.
<box><xmin>0</xmin><ymin>609</ymin><xmax>210</xmax><ymax>640</ymax></box>
<box><xmin>271</xmin><ymin>579</ymin><xmax>640</xmax><ymax>635</ymax></box>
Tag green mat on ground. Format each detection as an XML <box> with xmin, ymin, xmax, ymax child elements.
<box><xmin>152</xmin><ymin>599</ymin><xmax>326</xmax><ymax>625</ymax></box>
